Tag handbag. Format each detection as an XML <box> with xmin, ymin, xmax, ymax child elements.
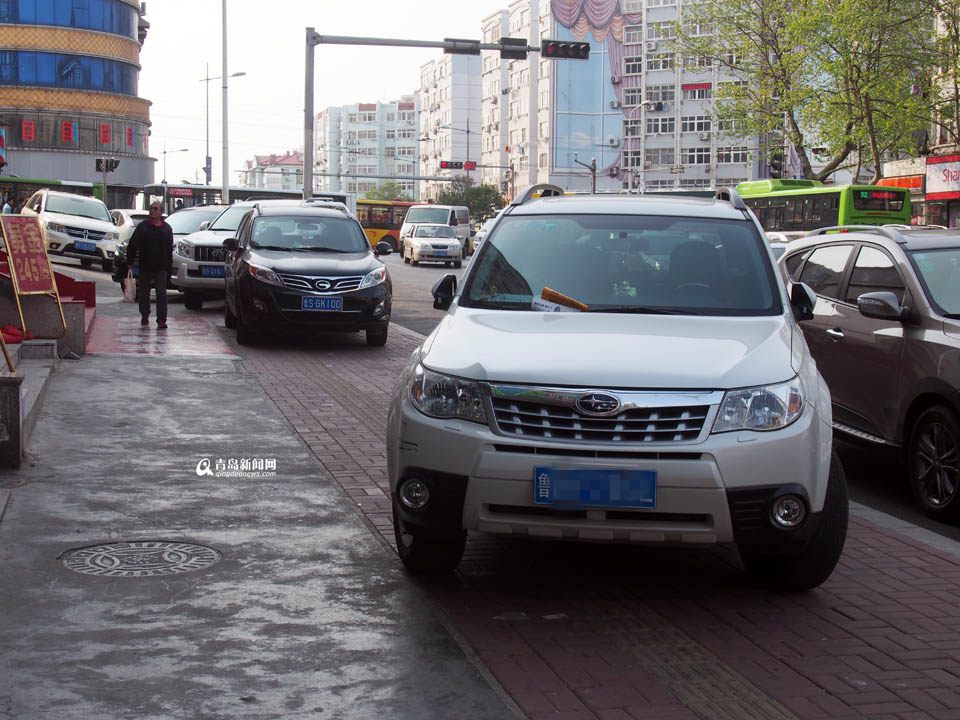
<box><xmin>122</xmin><ymin>270</ymin><xmax>137</xmax><ymax>303</ymax></box>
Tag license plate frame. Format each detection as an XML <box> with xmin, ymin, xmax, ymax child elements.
<box><xmin>200</xmin><ymin>265</ymin><xmax>225</xmax><ymax>278</ymax></box>
<box><xmin>533</xmin><ymin>466</ymin><xmax>656</xmax><ymax>509</ymax></box>
<box><xmin>301</xmin><ymin>296</ymin><xmax>343</xmax><ymax>312</ymax></box>
<box><xmin>74</xmin><ymin>241</ymin><xmax>96</xmax><ymax>252</ymax></box>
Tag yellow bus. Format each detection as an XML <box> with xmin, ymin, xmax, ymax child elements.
<box><xmin>356</xmin><ymin>199</ymin><xmax>415</xmax><ymax>252</ymax></box>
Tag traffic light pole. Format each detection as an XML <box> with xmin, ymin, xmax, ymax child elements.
<box><xmin>302</xmin><ymin>31</ymin><xmax>588</xmax><ymax>200</ymax></box>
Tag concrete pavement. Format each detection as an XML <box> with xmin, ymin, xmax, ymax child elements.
<box><xmin>5</xmin><ymin>293</ymin><xmax>960</xmax><ymax>719</ymax></box>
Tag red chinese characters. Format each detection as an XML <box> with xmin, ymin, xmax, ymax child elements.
<box><xmin>1</xmin><ymin>217</ymin><xmax>55</xmax><ymax>294</ymax></box>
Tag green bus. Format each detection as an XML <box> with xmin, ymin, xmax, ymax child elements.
<box><xmin>735</xmin><ymin>179</ymin><xmax>911</xmax><ymax>231</ymax></box>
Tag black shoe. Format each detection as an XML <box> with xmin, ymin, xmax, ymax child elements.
<box><xmin>141</xmin><ymin>315</ymin><xmax>149</xmax><ymax>326</ymax></box>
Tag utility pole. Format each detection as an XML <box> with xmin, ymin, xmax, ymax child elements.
<box><xmin>221</xmin><ymin>0</ymin><xmax>230</xmax><ymax>203</ymax></box>
<box><xmin>573</xmin><ymin>153</ymin><xmax>596</xmax><ymax>194</ymax></box>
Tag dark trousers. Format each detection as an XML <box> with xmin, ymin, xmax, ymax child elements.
<box><xmin>137</xmin><ymin>269</ymin><xmax>168</xmax><ymax>321</ymax></box>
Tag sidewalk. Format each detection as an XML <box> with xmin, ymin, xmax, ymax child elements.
<box><xmin>7</xmin><ymin>296</ymin><xmax>960</xmax><ymax>719</ymax></box>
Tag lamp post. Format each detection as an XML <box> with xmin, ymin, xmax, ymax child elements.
<box><xmin>439</xmin><ymin>120</ymin><xmax>473</xmax><ymax>177</ymax></box>
<box><xmin>162</xmin><ymin>143</ymin><xmax>189</xmax><ymax>184</ymax></box>
<box><xmin>624</xmin><ymin>100</ymin><xmax>657</xmax><ymax>192</ymax></box>
<box><xmin>573</xmin><ymin>152</ymin><xmax>597</xmax><ymax>194</ymax></box>
<box><xmin>200</xmin><ymin>64</ymin><xmax>245</xmax><ymax>186</ymax></box>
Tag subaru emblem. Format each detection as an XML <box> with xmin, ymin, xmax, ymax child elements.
<box><xmin>576</xmin><ymin>392</ymin><xmax>621</xmax><ymax>416</ymax></box>
<box><xmin>315</xmin><ymin>279</ymin><xmax>331</xmax><ymax>291</ymax></box>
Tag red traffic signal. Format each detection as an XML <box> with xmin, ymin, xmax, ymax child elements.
<box><xmin>463</xmin><ymin>161</ymin><xmax>476</xmax><ymax>171</ymax></box>
<box><xmin>541</xmin><ymin>39</ymin><xmax>590</xmax><ymax>60</ymax></box>
<box><xmin>440</xmin><ymin>160</ymin><xmax>463</xmax><ymax>170</ymax></box>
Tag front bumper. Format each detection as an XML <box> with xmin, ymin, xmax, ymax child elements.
<box><xmin>410</xmin><ymin>243</ymin><xmax>462</xmax><ymax>263</ymax></box>
<box><xmin>172</xmin><ymin>250</ymin><xmax>227</xmax><ymax>293</ymax></box>
<box><xmin>46</xmin><ymin>230</ymin><xmax>117</xmax><ymax>264</ymax></box>
<box><xmin>237</xmin><ymin>277</ymin><xmax>391</xmax><ymax>333</ymax></box>
<box><xmin>388</xmin><ymin>396</ymin><xmax>830</xmax><ymax>547</ymax></box>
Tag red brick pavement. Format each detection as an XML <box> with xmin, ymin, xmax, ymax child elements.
<box><xmin>234</xmin><ymin>324</ymin><xmax>960</xmax><ymax>720</ymax></box>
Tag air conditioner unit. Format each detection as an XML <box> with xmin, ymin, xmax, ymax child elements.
<box><xmin>611</xmin><ymin>74</ymin><xmax>621</xmax><ymax>84</ymax></box>
<box><xmin>646</xmin><ymin>41</ymin><xmax>657</xmax><ymax>51</ymax></box>
<box><xmin>608</xmin><ymin>136</ymin><xmax>619</xmax><ymax>147</ymax></box>
<box><xmin>704</xmin><ymin>166</ymin><xmax>712</xmax><ymax>173</ymax></box>
<box><xmin>491</xmin><ymin>96</ymin><xmax>498</xmax><ymax>105</ymax></box>
<box><xmin>644</xmin><ymin>161</ymin><xmax>653</xmax><ymax>168</ymax></box>
<box><xmin>610</xmin><ymin>99</ymin><xmax>621</xmax><ymax>109</ymax></box>
<box><xmin>698</xmin><ymin>132</ymin><xmax>710</xmax><ymax>141</ymax></box>
<box><xmin>608</xmin><ymin>166</ymin><xmax>620</xmax><ymax>177</ymax></box>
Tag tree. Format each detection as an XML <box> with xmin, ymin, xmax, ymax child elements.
<box><xmin>364</xmin><ymin>181</ymin><xmax>411</xmax><ymax>201</ymax></box>
<box><xmin>436</xmin><ymin>176</ymin><xmax>504</xmax><ymax>221</ymax></box>
<box><xmin>921</xmin><ymin>0</ymin><xmax>960</xmax><ymax>150</ymax></box>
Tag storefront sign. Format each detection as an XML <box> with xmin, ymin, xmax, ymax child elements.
<box><xmin>877</xmin><ymin>175</ymin><xmax>923</xmax><ymax>191</ymax></box>
<box><xmin>1</xmin><ymin>216</ymin><xmax>55</xmax><ymax>294</ymax></box>
<box><xmin>926</xmin><ymin>154</ymin><xmax>960</xmax><ymax>201</ymax></box>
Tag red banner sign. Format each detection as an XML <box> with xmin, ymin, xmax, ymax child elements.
<box><xmin>1</xmin><ymin>216</ymin><xmax>55</xmax><ymax>294</ymax></box>
<box><xmin>99</xmin><ymin>123</ymin><xmax>111</xmax><ymax>144</ymax></box>
<box><xmin>21</xmin><ymin>119</ymin><xmax>35</xmax><ymax>142</ymax></box>
<box><xmin>681</xmin><ymin>82</ymin><xmax>712</xmax><ymax>91</ymax></box>
<box><xmin>126</xmin><ymin>127</ymin><xmax>134</xmax><ymax>147</ymax></box>
<box><xmin>61</xmin><ymin>121</ymin><xmax>76</xmax><ymax>144</ymax></box>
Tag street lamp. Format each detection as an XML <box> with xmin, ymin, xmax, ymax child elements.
<box><xmin>199</xmin><ymin>63</ymin><xmax>246</xmax><ymax>186</ymax></box>
<box><xmin>624</xmin><ymin>100</ymin><xmax>658</xmax><ymax>192</ymax></box>
<box><xmin>438</xmin><ymin>120</ymin><xmax>473</xmax><ymax>176</ymax></box>
<box><xmin>161</xmin><ymin>143</ymin><xmax>189</xmax><ymax>183</ymax></box>
<box><xmin>573</xmin><ymin>152</ymin><xmax>597</xmax><ymax>194</ymax></box>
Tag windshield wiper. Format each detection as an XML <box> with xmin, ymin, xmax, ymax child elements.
<box><xmin>944</xmin><ymin>312</ymin><xmax>960</xmax><ymax>319</ymax></box>
<box><xmin>251</xmin><ymin>244</ymin><xmax>290</xmax><ymax>251</ymax></box>
<box><xmin>292</xmin><ymin>246</ymin><xmax>351</xmax><ymax>253</ymax></box>
<box><xmin>586</xmin><ymin>305</ymin><xmax>696</xmax><ymax>315</ymax></box>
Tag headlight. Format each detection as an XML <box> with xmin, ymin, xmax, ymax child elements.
<box><xmin>176</xmin><ymin>240</ymin><xmax>192</xmax><ymax>258</ymax></box>
<box><xmin>409</xmin><ymin>364</ymin><xmax>487</xmax><ymax>424</ymax></box>
<box><xmin>46</xmin><ymin>221</ymin><xmax>66</xmax><ymax>233</ymax></box>
<box><xmin>712</xmin><ymin>377</ymin><xmax>804</xmax><ymax>433</ymax></box>
<box><xmin>358</xmin><ymin>265</ymin><xmax>386</xmax><ymax>289</ymax></box>
<box><xmin>248</xmin><ymin>263</ymin><xmax>283</xmax><ymax>287</ymax></box>
<box><xmin>103</xmin><ymin>232</ymin><xmax>119</xmax><ymax>241</ymax></box>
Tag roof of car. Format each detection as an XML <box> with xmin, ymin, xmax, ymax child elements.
<box><xmin>506</xmin><ymin>193</ymin><xmax>750</xmax><ymax>221</ymax></box>
<box><xmin>786</xmin><ymin>226</ymin><xmax>960</xmax><ymax>255</ymax></box>
<box><xmin>254</xmin><ymin>203</ymin><xmax>353</xmax><ymax>219</ymax></box>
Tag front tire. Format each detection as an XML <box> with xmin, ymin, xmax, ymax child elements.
<box><xmin>739</xmin><ymin>449</ymin><xmax>848</xmax><ymax>591</ymax></box>
<box><xmin>393</xmin><ymin>498</ymin><xmax>465</xmax><ymax>575</ymax></box>
<box><xmin>908</xmin><ymin>405</ymin><xmax>960</xmax><ymax>520</ymax></box>
<box><xmin>224</xmin><ymin>299</ymin><xmax>237</xmax><ymax>329</ymax></box>
<box><xmin>366</xmin><ymin>325</ymin><xmax>388</xmax><ymax>347</ymax></box>
<box><xmin>183</xmin><ymin>291</ymin><xmax>203</xmax><ymax>311</ymax></box>
<box><xmin>101</xmin><ymin>260</ymin><xmax>115</xmax><ymax>273</ymax></box>
<box><xmin>79</xmin><ymin>258</ymin><xmax>93</xmax><ymax>268</ymax></box>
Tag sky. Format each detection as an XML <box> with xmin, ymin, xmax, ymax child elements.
<box><xmin>138</xmin><ymin>0</ymin><xmax>510</xmax><ymax>187</ymax></box>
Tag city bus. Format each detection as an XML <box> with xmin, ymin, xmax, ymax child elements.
<box><xmin>735</xmin><ymin>179</ymin><xmax>912</xmax><ymax>231</ymax></box>
<box><xmin>0</xmin><ymin>177</ymin><xmax>101</xmax><ymax>211</ymax></box>
<box><xmin>356</xmin><ymin>199</ymin><xmax>415</xmax><ymax>251</ymax></box>
<box><xmin>141</xmin><ymin>184</ymin><xmax>355</xmax><ymax>216</ymax></box>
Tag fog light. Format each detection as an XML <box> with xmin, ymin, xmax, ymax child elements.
<box><xmin>771</xmin><ymin>494</ymin><xmax>806</xmax><ymax>528</ymax></box>
<box><xmin>399</xmin><ymin>478</ymin><xmax>430</xmax><ymax>510</ymax></box>
<box><xmin>252</xmin><ymin>297</ymin><xmax>267</xmax><ymax>312</ymax></box>
<box><xmin>373</xmin><ymin>300</ymin><xmax>386</xmax><ymax>315</ymax></box>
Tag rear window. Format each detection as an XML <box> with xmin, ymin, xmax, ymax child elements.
<box><xmin>406</xmin><ymin>207</ymin><xmax>451</xmax><ymax>224</ymax></box>
<box><xmin>462</xmin><ymin>214</ymin><xmax>780</xmax><ymax>315</ymax></box>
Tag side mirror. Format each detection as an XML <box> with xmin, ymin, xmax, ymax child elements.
<box><xmin>432</xmin><ymin>273</ymin><xmax>458</xmax><ymax>310</ymax></box>
<box><xmin>789</xmin><ymin>282</ymin><xmax>816</xmax><ymax>322</ymax></box>
<box><xmin>857</xmin><ymin>291</ymin><xmax>909</xmax><ymax>322</ymax></box>
<box><xmin>375</xmin><ymin>241</ymin><xmax>393</xmax><ymax>256</ymax></box>
<box><xmin>199</xmin><ymin>221</ymin><xmax>211</xmax><ymax>231</ymax></box>
<box><xmin>222</xmin><ymin>237</ymin><xmax>238</xmax><ymax>251</ymax></box>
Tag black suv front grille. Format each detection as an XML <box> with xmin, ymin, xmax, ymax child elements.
<box><xmin>276</xmin><ymin>273</ymin><xmax>364</xmax><ymax>293</ymax></box>
<box><xmin>195</xmin><ymin>246</ymin><xmax>227</xmax><ymax>262</ymax></box>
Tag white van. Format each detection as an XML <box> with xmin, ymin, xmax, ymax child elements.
<box><xmin>400</xmin><ymin>204</ymin><xmax>470</xmax><ymax>256</ymax></box>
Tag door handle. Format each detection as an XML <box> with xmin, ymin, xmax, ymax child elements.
<box><xmin>825</xmin><ymin>328</ymin><xmax>845</xmax><ymax>341</ymax></box>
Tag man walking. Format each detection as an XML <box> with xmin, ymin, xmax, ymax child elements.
<box><xmin>126</xmin><ymin>202</ymin><xmax>174</xmax><ymax>329</ymax></box>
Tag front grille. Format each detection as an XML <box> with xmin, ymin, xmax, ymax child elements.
<box><xmin>488</xmin><ymin>504</ymin><xmax>711</xmax><ymax>525</ymax></box>
<box><xmin>491</xmin><ymin>398</ymin><xmax>709</xmax><ymax>443</ymax></box>
<box><xmin>195</xmin><ymin>246</ymin><xmax>226</xmax><ymax>262</ymax></box>
<box><xmin>276</xmin><ymin>273</ymin><xmax>364</xmax><ymax>293</ymax></box>
<box><xmin>65</xmin><ymin>227</ymin><xmax>106</xmax><ymax>242</ymax></box>
<box><xmin>492</xmin><ymin>445</ymin><xmax>702</xmax><ymax>461</ymax></box>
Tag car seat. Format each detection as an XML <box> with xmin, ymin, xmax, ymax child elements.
<box><xmin>258</xmin><ymin>225</ymin><xmax>284</xmax><ymax>246</ymax></box>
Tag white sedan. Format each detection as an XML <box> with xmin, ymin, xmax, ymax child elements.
<box><xmin>402</xmin><ymin>224</ymin><xmax>463</xmax><ymax>267</ymax></box>
<box><xmin>110</xmin><ymin>208</ymin><xmax>150</xmax><ymax>244</ymax></box>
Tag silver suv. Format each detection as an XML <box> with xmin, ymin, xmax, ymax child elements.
<box><xmin>386</xmin><ymin>185</ymin><xmax>848</xmax><ymax>590</ymax></box>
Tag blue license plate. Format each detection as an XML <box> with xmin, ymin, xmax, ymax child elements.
<box><xmin>74</xmin><ymin>241</ymin><xmax>96</xmax><ymax>252</ymax></box>
<box><xmin>201</xmin><ymin>265</ymin><xmax>225</xmax><ymax>278</ymax></box>
<box><xmin>533</xmin><ymin>467</ymin><xmax>656</xmax><ymax>508</ymax></box>
<box><xmin>301</xmin><ymin>296</ymin><xmax>342</xmax><ymax>312</ymax></box>
<box><xmin>434</xmin><ymin>250</ymin><xmax>448</xmax><ymax>257</ymax></box>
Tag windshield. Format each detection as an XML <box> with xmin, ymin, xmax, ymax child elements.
<box><xmin>250</xmin><ymin>215</ymin><xmax>369</xmax><ymax>253</ymax></box>
<box><xmin>166</xmin><ymin>207</ymin><xmax>223</xmax><ymax>235</ymax></box>
<box><xmin>909</xmin><ymin>248</ymin><xmax>960</xmax><ymax>315</ymax></box>
<box><xmin>405</xmin><ymin>207</ymin><xmax>451</xmax><ymax>224</ymax></box>
<box><xmin>414</xmin><ymin>225</ymin><xmax>455</xmax><ymax>238</ymax></box>
<box><xmin>209</xmin><ymin>204</ymin><xmax>252</xmax><ymax>232</ymax></box>
<box><xmin>462</xmin><ymin>214</ymin><xmax>780</xmax><ymax>315</ymax></box>
<box><xmin>45</xmin><ymin>194</ymin><xmax>111</xmax><ymax>223</ymax></box>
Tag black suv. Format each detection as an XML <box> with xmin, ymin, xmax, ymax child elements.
<box><xmin>223</xmin><ymin>202</ymin><xmax>392</xmax><ymax>346</ymax></box>
<box><xmin>781</xmin><ymin>225</ymin><xmax>960</xmax><ymax>520</ymax></box>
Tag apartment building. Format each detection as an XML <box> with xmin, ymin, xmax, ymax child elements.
<box><xmin>315</xmin><ymin>96</ymin><xmax>420</xmax><ymax>200</ymax></box>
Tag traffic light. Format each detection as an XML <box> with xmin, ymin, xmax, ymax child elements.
<box><xmin>96</xmin><ymin>158</ymin><xmax>104</xmax><ymax>172</ymax></box>
<box><xmin>768</xmin><ymin>152</ymin><xmax>784</xmax><ymax>179</ymax></box>
<box><xmin>541</xmin><ymin>39</ymin><xmax>590</xmax><ymax>60</ymax></box>
<box><xmin>440</xmin><ymin>160</ymin><xmax>463</xmax><ymax>170</ymax></box>
<box><xmin>109</xmin><ymin>158</ymin><xmax>119</xmax><ymax>171</ymax></box>
<box><xmin>463</xmin><ymin>161</ymin><xmax>476</xmax><ymax>171</ymax></box>
<box><xmin>96</xmin><ymin>158</ymin><xmax>120</xmax><ymax>172</ymax></box>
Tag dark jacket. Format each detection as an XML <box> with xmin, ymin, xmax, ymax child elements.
<box><xmin>127</xmin><ymin>220</ymin><xmax>174</xmax><ymax>272</ymax></box>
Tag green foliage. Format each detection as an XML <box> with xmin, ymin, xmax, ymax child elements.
<box><xmin>436</xmin><ymin>176</ymin><xmax>505</xmax><ymax>221</ymax></box>
<box><xmin>364</xmin><ymin>181</ymin><xmax>411</xmax><ymax>201</ymax></box>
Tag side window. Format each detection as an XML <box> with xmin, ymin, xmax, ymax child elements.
<box><xmin>235</xmin><ymin>212</ymin><xmax>253</xmax><ymax>247</ymax></box>
<box><xmin>32</xmin><ymin>194</ymin><xmax>43</xmax><ymax>212</ymax></box>
<box><xmin>845</xmin><ymin>246</ymin><xmax>905</xmax><ymax>303</ymax></box>
<box><xmin>783</xmin><ymin>249</ymin><xmax>811</xmax><ymax>280</ymax></box>
<box><xmin>798</xmin><ymin>244</ymin><xmax>853</xmax><ymax>300</ymax></box>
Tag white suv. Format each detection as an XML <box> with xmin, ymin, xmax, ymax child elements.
<box><xmin>21</xmin><ymin>189</ymin><xmax>119</xmax><ymax>272</ymax></box>
<box><xmin>386</xmin><ymin>185</ymin><xmax>847</xmax><ymax>591</ymax></box>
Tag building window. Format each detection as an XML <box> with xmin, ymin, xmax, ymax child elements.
<box><xmin>625</xmin><ymin>119</ymin><xmax>644</xmax><ymax>137</ymax></box>
<box><xmin>682</xmin><ymin>20</ymin><xmax>713</xmax><ymax>36</ymax></box>
<box><xmin>646</xmin><ymin>85</ymin><xmax>675</xmax><ymax>102</ymax></box>
<box><xmin>646</xmin><ymin>116</ymin><xmax>675</xmax><ymax>133</ymax></box>
<box><xmin>0</xmin><ymin>51</ymin><xmax>138</xmax><ymax>95</ymax></box>
<box><xmin>646</xmin><ymin>53</ymin><xmax>674</xmax><ymax>71</ymax></box>
<box><xmin>647</xmin><ymin>22</ymin><xmax>676</xmax><ymax>40</ymax></box>
<box><xmin>646</xmin><ymin>179</ymin><xmax>676</xmax><ymax>189</ymax></box>
<box><xmin>624</xmin><ymin>88</ymin><xmax>644</xmax><ymax>106</ymax></box>
<box><xmin>680</xmin><ymin>179</ymin><xmax>711</xmax><ymax>189</ymax></box>
<box><xmin>681</xmin><ymin>147</ymin><xmax>711</xmax><ymax>164</ymax></box>
<box><xmin>717</xmin><ymin>117</ymin><xmax>747</xmax><ymax>133</ymax></box>
<box><xmin>624</xmin><ymin>25</ymin><xmax>644</xmax><ymax>44</ymax></box>
<box><xmin>716</xmin><ymin>146</ymin><xmax>749</xmax><ymax>163</ymax></box>
<box><xmin>623</xmin><ymin>151</ymin><xmax>644</xmax><ymax>168</ymax></box>
<box><xmin>683</xmin><ymin>55</ymin><xmax>712</xmax><ymax>71</ymax></box>
<box><xmin>681</xmin><ymin>115</ymin><xmax>711</xmax><ymax>132</ymax></box>
<box><xmin>0</xmin><ymin>0</ymin><xmax>139</xmax><ymax>40</ymax></box>
<box><xmin>682</xmin><ymin>86</ymin><xmax>712</xmax><ymax>100</ymax></box>
<box><xmin>623</xmin><ymin>0</ymin><xmax>644</xmax><ymax>10</ymax></box>
<box><xmin>624</xmin><ymin>56</ymin><xmax>644</xmax><ymax>75</ymax></box>
<box><xmin>645</xmin><ymin>147</ymin><xmax>675</xmax><ymax>165</ymax></box>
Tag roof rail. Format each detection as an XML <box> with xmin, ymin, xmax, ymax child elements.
<box><xmin>714</xmin><ymin>186</ymin><xmax>748</xmax><ymax>210</ymax></box>
<box><xmin>806</xmin><ymin>225</ymin><xmax>906</xmax><ymax>243</ymax></box>
<box><xmin>511</xmin><ymin>183</ymin><xmax>565</xmax><ymax>206</ymax></box>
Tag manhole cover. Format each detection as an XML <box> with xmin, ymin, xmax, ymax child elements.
<box><xmin>61</xmin><ymin>541</ymin><xmax>221</xmax><ymax>577</ymax></box>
